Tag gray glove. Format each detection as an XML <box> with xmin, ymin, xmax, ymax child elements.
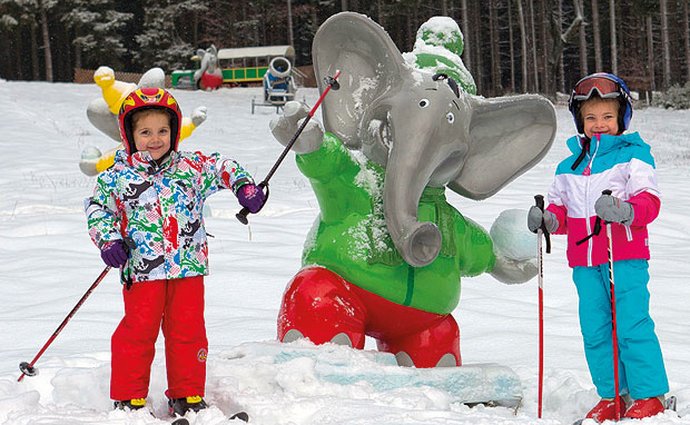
<box><xmin>527</xmin><ymin>206</ymin><xmax>559</xmax><ymax>233</ymax></box>
<box><xmin>269</xmin><ymin>101</ymin><xmax>324</xmax><ymax>154</ymax></box>
<box><xmin>595</xmin><ymin>194</ymin><xmax>634</xmax><ymax>225</ymax></box>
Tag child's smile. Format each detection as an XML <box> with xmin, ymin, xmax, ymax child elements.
<box><xmin>132</xmin><ymin>112</ymin><xmax>172</xmax><ymax>160</ymax></box>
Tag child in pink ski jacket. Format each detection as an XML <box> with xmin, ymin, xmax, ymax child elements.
<box><xmin>85</xmin><ymin>87</ymin><xmax>265</xmax><ymax>417</ymax></box>
<box><xmin>528</xmin><ymin>73</ymin><xmax>668</xmax><ymax>422</ymax></box>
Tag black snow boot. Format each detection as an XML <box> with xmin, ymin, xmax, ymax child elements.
<box><xmin>168</xmin><ymin>395</ymin><xmax>208</xmax><ymax>416</ymax></box>
<box><xmin>114</xmin><ymin>397</ymin><xmax>147</xmax><ymax>411</ymax></box>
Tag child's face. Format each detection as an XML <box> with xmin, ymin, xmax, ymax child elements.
<box><xmin>132</xmin><ymin>110</ymin><xmax>171</xmax><ymax>160</ymax></box>
<box><xmin>580</xmin><ymin>98</ymin><xmax>620</xmax><ymax>138</ymax></box>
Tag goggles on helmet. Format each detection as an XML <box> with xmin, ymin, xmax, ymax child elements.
<box><xmin>572</xmin><ymin>75</ymin><xmax>622</xmax><ymax>101</ymax></box>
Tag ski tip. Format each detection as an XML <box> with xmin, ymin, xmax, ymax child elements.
<box><xmin>230</xmin><ymin>411</ymin><xmax>249</xmax><ymax>422</ymax></box>
<box><xmin>665</xmin><ymin>395</ymin><xmax>677</xmax><ymax>412</ymax></box>
<box><xmin>571</xmin><ymin>419</ymin><xmax>584</xmax><ymax>425</ymax></box>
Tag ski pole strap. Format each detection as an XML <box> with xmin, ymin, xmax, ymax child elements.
<box><xmin>575</xmin><ymin>217</ymin><xmax>602</xmax><ymax>246</ymax></box>
<box><xmin>575</xmin><ymin>189</ymin><xmax>612</xmax><ymax>246</ymax></box>
<box><xmin>534</xmin><ymin>195</ymin><xmax>551</xmax><ymax>254</ymax></box>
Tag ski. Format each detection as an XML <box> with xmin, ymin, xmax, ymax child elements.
<box><xmin>169</xmin><ymin>411</ymin><xmax>248</xmax><ymax>424</ymax></box>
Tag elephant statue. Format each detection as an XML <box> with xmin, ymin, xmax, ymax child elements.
<box><xmin>194</xmin><ymin>44</ymin><xmax>223</xmax><ymax>90</ymax></box>
<box><xmin>271</xmin><ymin>13</ymin><xmax>557</xmax><ymax>368</ymax></box>
<box><xmin>80</xmin><ymin>66</ymin><xmax>208</xmax><ymax>176</ymax></box>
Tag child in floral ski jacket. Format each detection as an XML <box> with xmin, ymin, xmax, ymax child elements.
<box><xmin>528</xmin><ymin>73</ymin><xmax>668</xmax><ymax>422</ymax></box>
<box><xmin>85</xmin><ymin>87</ymin><xmax>265</xmax><ymax>416</ymax></box>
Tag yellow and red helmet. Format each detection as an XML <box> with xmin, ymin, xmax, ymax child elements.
<box><xmin>118</xmin><ymin>87</ymin><xmax>183</xmax><ymax>155</ymax></box>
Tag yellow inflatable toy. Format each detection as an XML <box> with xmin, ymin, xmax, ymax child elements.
<box><xmin>80</xmin><ymin>66</ymin><xmax>207</xmax><ymax>176</ymax></box>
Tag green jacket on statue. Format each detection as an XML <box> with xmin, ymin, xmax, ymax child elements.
<box><xmin>298</xmin><ymin>133</ymin><xmax>495</xmax><ymax>315</ymax></box>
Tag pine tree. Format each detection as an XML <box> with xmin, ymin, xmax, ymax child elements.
<box><xmin>135</xmin><ymin>0</ymin><xmax>209</xmax><ymax>71</ymax></box>
<box><xmin>61</xmin><ymin>0</ymin><xmax>133</xmax><ymax>70</ymax></box>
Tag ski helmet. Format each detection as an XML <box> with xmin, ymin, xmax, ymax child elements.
<box><xmin>118</xmin><ymin>87</ymin><xmax>182</xmax><ymax>155</ymax></box>
<box><xmin>568</xmin><ymin>72</ymin><xmax>633</xmax><ymax>135</ymax></box>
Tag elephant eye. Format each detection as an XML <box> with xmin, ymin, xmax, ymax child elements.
<box><xmin>446</xmin><ymin>112</ymin><xmax>455</xmax><ymax>124</ymax></box>
<box><xmin>419</xmin><ymin>99</ymin><xmax>430</xmax><ymax>108</ymax></box>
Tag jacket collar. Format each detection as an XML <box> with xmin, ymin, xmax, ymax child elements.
<box><xmin>566</xmin><ymin>132</ymin><xmax>646</xmax><ymax>157</ymax></box>
<box><xmin>115</xmin><ymin>149</ymin><xmax>177</xmax><ymax>175</ymax></box>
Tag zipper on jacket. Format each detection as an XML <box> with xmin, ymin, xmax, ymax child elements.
<box><xmin>584</xmin><ymin>136</ymin><xmax>600</xmax><ymax>267</ymax></box>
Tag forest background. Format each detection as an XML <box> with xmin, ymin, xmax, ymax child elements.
<box><xmin>1</xmin><ymin>0</ymin><xmax>689</xmax><ymax>100</ymax></box>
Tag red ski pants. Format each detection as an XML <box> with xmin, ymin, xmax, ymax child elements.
<box><xmin>110</xmin><ymin>276</ymin><xmax>208</xmax><ymax>400</ymax></box>
<box><xmin>277</xmin><ymin>266</ymin><xmax>461</xmax><ymax>367</ymax></box>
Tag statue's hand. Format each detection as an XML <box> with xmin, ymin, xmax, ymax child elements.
<box><xmin>490</xmin><ymin>255</ymin><xmax>537</xmax><ymax>284</ymax></box>
<box><xmin>269</xmin><ymin>101</ymin><xmax>324</xmax><ymax>154</ymax></box>
<box><xmin>489</xmin><ymin>209</ymin><xmax>538</xmax><ymax>284</ymax></box>
<box><xmin>93</xmin><ymin>66</ymin><xmax>115</xmax><ymax>87</ymax></box>
<box><xmin>191</xmin><ymin>106</ymin><xmax>207</xmax><ymax>127</ymax></box>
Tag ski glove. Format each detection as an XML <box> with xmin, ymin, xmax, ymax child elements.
<box><xmin>237</xmin><ymin>184</ymin><xmax>266</xmax><ymax>214</ymax></box>
<box><xmin>527</xmin><ymin>206</ymin><xmax>559</xmax><ymax>234</ymax></box>
<box><xmin>100</xmin><ymin>240</ymin><xmax>129</xmax><ymax>268</ymax></box>
<box><xmin>595</xmin><ymin>194</ymin><xmax>634</xmax><ymax>225</ymax></box>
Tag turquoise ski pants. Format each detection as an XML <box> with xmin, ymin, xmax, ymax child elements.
<box><xmin>572</xmin><ymin>259</ymin><xmax>668</xmax><ymax>399</ymax></box>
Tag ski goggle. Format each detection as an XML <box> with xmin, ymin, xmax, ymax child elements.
<box><xmin>572</xmin><ymin>76</ymin><xmax>621</xmax><ymax>101</ymax></box>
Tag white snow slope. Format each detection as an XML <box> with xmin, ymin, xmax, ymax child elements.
<box><xmin>1</xmin><ymin>81</ymin><xmax>689</xmax><ymax>425</ymax></box>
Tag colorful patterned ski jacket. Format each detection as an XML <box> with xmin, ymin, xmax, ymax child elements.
<box><xmin>546</xmin><ymin>132</ymin><xmax>660</xmax><ymax>268</ymax></box>
<box><xmin>86</xmin><ymin>149</ymin><xmax>254</xmax><ymax>283</ymax></box>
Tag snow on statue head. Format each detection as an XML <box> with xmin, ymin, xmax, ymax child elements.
<box><xmin>80</xmin><ymin>66</ymin><xmax>208</xmax><ymax>176</ymax></box>
<box><xmin>271</xmin><ymin>12</ymin><xmax>556</xmax><ymax>375</ymax></box>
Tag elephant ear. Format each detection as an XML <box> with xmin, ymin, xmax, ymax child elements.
<box><xmin>313</xmin><ymin>12</ymin><xmax>404</xmax><ymax>149</ymax></box>
<box><xmin>138</xmin><ymin>67</ymin><xmax>165</xmax><ymax>88</ymax></box>
<box><xmin>449</xmin><ymin>95</ymin><xmax>556</xmax><ymax>200</ymax></box>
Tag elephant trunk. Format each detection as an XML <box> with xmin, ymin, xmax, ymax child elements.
<box><xmin>383</xmin><ymin>139</ymin><xmax>443</xmax><ymax>268</ymax></box>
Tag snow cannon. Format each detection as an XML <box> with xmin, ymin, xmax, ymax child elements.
<box><xmin>264</xmin><ymin>56</ymin><xmax>295</xmax><ymax>102</ymax></box>
<box><xmin>252</xmin><ymin>56</ymin><xmax>296</xmax><ymax>113</ymax></box>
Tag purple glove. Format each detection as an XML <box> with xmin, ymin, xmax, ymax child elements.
<box><xmin>100</xmin><ymin>240</ymin><xmax>129</xmax><ymax>268</ymax></box>
<box><xmin>237</xmin><ymin>184</ymin><xmax>266</xmax><ymax>213</ymax></box>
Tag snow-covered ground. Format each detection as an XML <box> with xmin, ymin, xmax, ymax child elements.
<box><xmin>1</xmin><ymin>81</ymin><xmax>689</xmax><ymax>425</ymax></box>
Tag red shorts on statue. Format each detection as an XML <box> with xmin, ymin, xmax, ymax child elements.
<box><xmin>277</xmin><ymin>266</ymin><xmax>460</xmax><ymax>367</ymax></box>
<box><xmin>110</xmin><ymin>276</ymin><xmax>208</xmax><ymax>400</ymax></box>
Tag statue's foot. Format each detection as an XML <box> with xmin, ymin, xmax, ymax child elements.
<box><xmin>282</xmin><ymin>329</ymin><xmax>353</xmax><ymax>347</ymax></box>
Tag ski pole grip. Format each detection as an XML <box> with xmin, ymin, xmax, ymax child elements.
<box><xmin>534</xmin><ymin>194</ymin><xmax>545</xmax><ymax>211</ymax></box>
<box><xmin>534</xmin><ymin>194</ymin><xmax>551</xmax><ymax>254</ymax></box>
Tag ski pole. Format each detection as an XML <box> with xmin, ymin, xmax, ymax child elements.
<box><xmin>601</xmin><ymin>189</ymin><xmax>622</xmax><ymax>420</ymax></box>
<box><xmin>534</xmin><ymin>194</ymin><xmax>551</xmax><ymax>418</ymax></box>
<box><xmin>236</xmin><ymin>69</ymin><xmax>342</xmax><ymax>225</ymax></box>
<box><xmin>18</xmin><ymin>266</ymin><xmax>112</xmax><ymax>382</ymax></box>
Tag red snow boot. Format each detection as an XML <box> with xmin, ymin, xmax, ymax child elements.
<box><xmin>624</xmin><ymin>397</ymin><xmax>665</xmax><ymax>419</ymax></box>
<box><xmin>585</xmin><ymin>397</ymin><xmax>626</xmax><ymax>423</ymax></box>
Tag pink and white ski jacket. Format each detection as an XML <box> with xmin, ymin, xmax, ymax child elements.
<box><xmin>546</xmin><ymin>132</ymin><xmax>660</xmax><ymax>268</ymax></box>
